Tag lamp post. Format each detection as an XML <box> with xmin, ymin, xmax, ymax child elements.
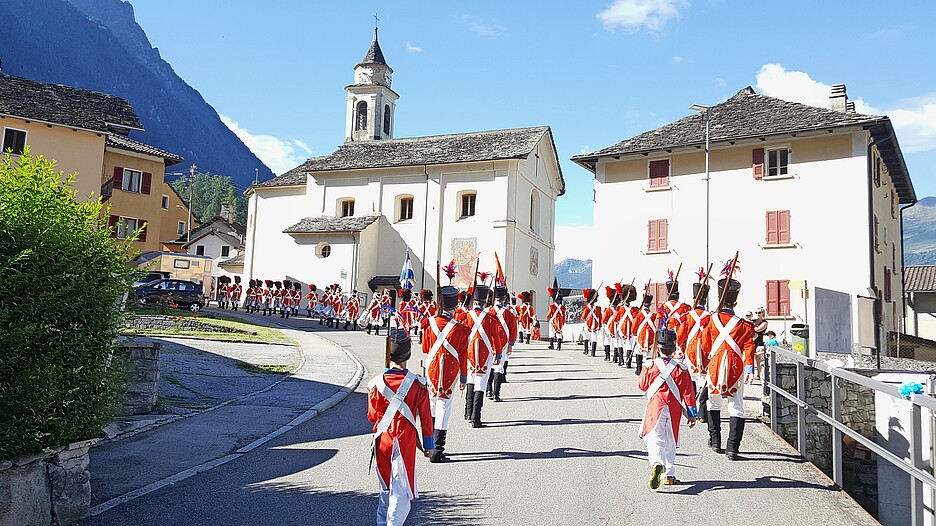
<box><xmin>187</xmin><ymin>164</ymin><xmax>196</xmax><ymax>244</ymax></box>
<box><xmin>689</xmin><ymin>104</ymin><xmax>712</xmax><ymax>280</ymax></box>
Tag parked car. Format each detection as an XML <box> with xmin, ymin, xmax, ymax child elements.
<box><xmin>135</xmin><ymin>279</ymin><xmax>205</xmax><ymax>312</ymax></box>
<box><xmin>132</xmin><ymin>271</ymin><xmax>172</xmax><ymax>288</ymax></box>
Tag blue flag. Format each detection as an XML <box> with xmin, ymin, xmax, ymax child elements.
<box><xmin>399</xmin><ymin>250</ymin><xmax>415</xmax><ymax>290</ymax></box>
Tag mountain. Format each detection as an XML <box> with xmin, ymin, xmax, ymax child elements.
<box><xmin>0</xmin><ymin>0</ymin><xmax>274</xmax><ymax>188</ymax></box>
<box><xmin>904</xmin><ymin>196</ymin><xmax>936</xmax><ymax>265</ymax></box>
<box><xmin>554</xmin><ymin>258</ymin><xmax>592</xmax><ymax>289</ymax></box>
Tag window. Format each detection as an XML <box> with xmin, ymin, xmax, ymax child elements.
<box><xmin>460</xmin><ymin>192</ymin><xmax>477</xmax><ymax>218</ymax></box>
<box><xmin>874</xmin><ymin>214</ymin><xmax>880</xmax><ymax>252</ymax></box>
<box><xmin>766</xmin><ymin>280</ymin><xmax>791</xmax><ymax>316</ymax></box>
<box><xmin>884</xmin><ymin>266</ymin><xmax>892</xmax><ymax>302</ymax></box>
<box><xmin>383</xmin><ymin>104</ymin><xmax>391</xmax><ymax>135</ymax></box>
<box><xmin>221</xmin><ymin>246</ymin><xmax>230</xmax><ymax>258</ymax></box>
<box><xmin>649</xmin><ymin>160</ymin><xmax>669</xmax><ymax>188</ymax></box>
<box><xmin>339</xmin><ymin>198</ymin><xmax>355</xmax><ymax>217</ymax></box>
<box><xmin>355</xmin><ymin>101</ymin><xmax>368</xmax><ymax>131</ymax></box>
<box><xmin>766</xmin><ymin>148</ymin><xmax>790</xmax><ymax>177</ymax></box>
<box><xmin>2</xmin><ymin>128</ymin><xmax>26</xmax><ymax>155</ymax></box>
<box><xmin>196</xmin><ymin>245</ymin><xmax>205</xmax><ymax>256</ymax></box>
<box><xmin>174</xmin><ymin>259</ymin><xmax>190</xmax><ymax>269</ymax></box>
<box><xmin>766</xmin><ymin>210</ymin><xmax>791</xmax><ymax>245</ymax></box>
<box><xmin>647</xmin><ymin>219</ymin><xmax>668</xmax><ymax>252</ymax></box>
<box><xmin>530</xmin><ymin>190</ymin><xmax>540</xmax><ymax>233</ymax></box>
<box><xmin>873</xmin><ymin>157</ymin><xmax>882</xmax><ymax>187</ymax></box>
<box><xmin>398</xmin><ymin>196</ymin><xmax>414</xmax><ymax>221</ymax></box>
<box><xmin>646</xmin><ymin>283</ymin><xmax>668</xmax><ymax>310</ymax></box>
<box><xmin>317</xmin><ymin>242</ymin><xmax>331</xmax><ymax>258</ymax></box>
<box><xmin>161</xmin><ymin>195</ymin><xmax>170</xmax><ymax>209</ymax></box>
<box><xmin>122</xmin><ymin>169</ymin><xmax>143</xmax><ymax>193</ymax></box>
<box><xmin>177</xmin><ymin>221</ymin><xmax>186</xmax><ymax>236</ymax></box>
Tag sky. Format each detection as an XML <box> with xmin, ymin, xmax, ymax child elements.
<box><xmin>129</xmin><ymin>0</ymin><xmax>936</xmax><ymax>261</ymax></box>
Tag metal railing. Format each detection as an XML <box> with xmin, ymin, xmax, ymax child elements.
<box><xmin>767</xmin><ymin>346</ymin><xmax>936</xmax><ymax>526</ymax></box>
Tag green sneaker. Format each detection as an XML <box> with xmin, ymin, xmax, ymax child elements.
<box><xmin>649</xmin><ymin>463</ymin><xmax>664</xmax><ymax>490</ymax></box>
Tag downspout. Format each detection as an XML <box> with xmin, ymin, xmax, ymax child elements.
<box><xmin>899</xmin><ymin>198</ymin><xmax>918</xmax><ymax>334</ymax></box>
<box><xmin>351</xmin><ymin>231</ymin><xmax>358</xmax><ymax>292</ymax></box>
<box><xmin>420</xmin><ymin>164</ymin><xmax>429</xmax><ymax>292</ymax></box>
<box><xmin>436</xmin><ymin>166</ymin><xmax>445</xmax><ymax>287</ymax></box>
<box><xmin>247</xmin><ymin>190</ymin><xmax>259</xmax><ymax>281</ymax></box>
<box><xmin>866</xmin><ymin>141</ymin><xmax>881</xmax><ymax>366</ymax></box>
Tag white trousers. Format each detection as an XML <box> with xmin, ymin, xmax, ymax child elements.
<box><xmin>625</xmin><ymin>335</ymin><xmax>636</xmax><ymax>351</ymax></box>
<box><xmin>494</xmin><ymin>345</ymin><xmax>510</xmax><ymax>373</ymax></box>
<box><xmin>645</xmin><ymin>406</ymin><xmax>677</xmax><ymax>477</ymax></box>
<box><xmin>376</xmin><ymin>439</ymin><xmax>412</xmax><ymax>526</ymax></box>
<box><xmin>430</xmin><ymin>396</ymin><xmax>454</xmax><ymax>430</ymax></box>
<box><xmin>588</xmin><ymin>329</ymin><xmax>599</xmax><ymax>344</ymax></box>
<box><xmin>614</xmin><ymin>335</ymin><xmax>625</xmax><ymax>349</ymax></box>
<box><xmin>707</xmin><ymin>382</ymin><xmax>746</xmax><ymax>417</ymax></box>
<box><xmin>470</xmin><ymin>359</ymin><xmax>493</xmax><ymax>388</ymax></box>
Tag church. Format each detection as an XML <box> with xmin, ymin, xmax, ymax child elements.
<box><xmin>242</xmin><ymin>29</ymin><xmax>564</xmax><ymax>315</ymax></box>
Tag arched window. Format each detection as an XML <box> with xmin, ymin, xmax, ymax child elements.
<box><xmin>383</xmin><ymin>105</ymin><xmax>391</xmax><ymax>135</ymax></box>
<box><xmin>355</xmin><ymin>101</ymin><xmax>368</xmax><ymax>131</ymax></box>
<box><xmin>530</xmin><ymin>189</ymin><xmax>540</xmax><ymax>233</ymax></box>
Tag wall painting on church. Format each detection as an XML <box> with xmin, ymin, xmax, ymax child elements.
<box><xmin>451</xmin><ymin>237</ymin><xmax>478</xmax><ymax>290</ymax></box>
<box><xmin>530</xmin><ymin>247</ymin><xmax>539</xmax><ymax>276</ymax></box>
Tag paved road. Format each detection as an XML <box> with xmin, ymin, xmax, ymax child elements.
<box><xmin>86</xmin><ymin>311</ymin><xmax>876</xmax><ymax>525</ymax></box>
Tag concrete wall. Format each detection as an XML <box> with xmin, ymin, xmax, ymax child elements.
<box><xmin>115</xmin><ymin>341</ymin><xmax>161</xmax><ymax>416</ymax></box>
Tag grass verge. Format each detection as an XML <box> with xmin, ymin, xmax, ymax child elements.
<box><xmin>235</xmin><ymin>362</ymin><xmax>294</xmax><ymax>374</ymax></box>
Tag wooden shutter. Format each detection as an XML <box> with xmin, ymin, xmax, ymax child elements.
<box><xmin>766</xmin><ymin>211</ymin><xmax>778</xmax><ymax>245</ymax></box>
<box><xmin>108</xmin><ymin>215</ymin><xmax>119</xmax><ymax>238</ymax></box>
<box><xmin>649</xmin><ymin>160</ymin><xmax>669</xmax><ymax>187</ymax></box>
<box><xmin>884</xmin><ymin>267</ymin><xmax>891</xmax><ymax>302</ymax></box>
<box><xmin>138</xmin><ymin>221</ymin><xmax>147</xmax><ymax>242</ymax></box>
<box><xmin>778</xmin><ymin>211</ymin><xmax>790</xmax><ymax>244</ymax></box>
<box><xmin>766</xmin><ymin>280</ymin><xmax>779</xmax><ymax>316</ymax></box>
<box><xmin>113</xmin><ymin>166</ymin><xmax>124</xmax><ymax>189</ymax></box>
<box><xmin>659</xmin><ymin>219</ymin><xmax>668</xmax><ymax>250</ymax></box>
<box><xmin>779</xmin><ymin>280</ymin><xmax>790</xmax><ymax>315</ymax></box>
<box><xmin>648</xmin><ymin>220</ymin><xmax>657</xmax><ymax>251</ymax></box>
<box><xmin>753</xmin><ymin>148</ymin><xmax>765</xmax><ymax>179</ymax></box>
<box><xmin>141</xmin><ymin>172</ymin><xmax>152</xmax><ymax>194</ymax></box>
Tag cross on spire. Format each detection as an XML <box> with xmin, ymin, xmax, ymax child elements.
<box><xmin>374</xmin><ymin>13</ymin><xmax>379</xmax><ymax>29</ymax></box>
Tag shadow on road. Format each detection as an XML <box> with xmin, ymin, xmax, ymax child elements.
<box><xmin>669</xmin><ymin>475</ymin><xmax>836</xmax><ymax>495</ymax></box>
<box><xmin>505</xmin><ymin>393</ymin><xmax>643</xmax><ymax>403</ymax></box>
<box><xmin>446</xmin><ymin>447</ymin><xmax>646</xmax><ymax>463</ymax></box>
<box><xmin>483</xmin><ymin>417</ymin><xmax>640</xmax><ymax>428</ymax></box>
<box><xmin>521</xmin><ymin>376</ymin><xmax>620</xmax><ymax>383</ymax></box>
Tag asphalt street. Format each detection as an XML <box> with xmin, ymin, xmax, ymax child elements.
<box><xmin>85</xmin><ymin>311</ymin><xmax>876</xmax><ymax>525</ymax></box>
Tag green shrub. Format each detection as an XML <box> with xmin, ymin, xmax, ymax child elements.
<box><xmin>0</xmin><ymin>149</ymin><xmax>133</xmax><ymax>459</ymax></box>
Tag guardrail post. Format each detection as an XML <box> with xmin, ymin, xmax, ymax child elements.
<box><xmin>831</xmin><ymin>375</ymin><xmax>843</xmax><ymax>487</ymax></box>
<box><xmin>769</xmin><ymin>349</ymin><xmax>778</xmax><ymax>434</ymax></box>
<box><xmin>911</xmin><ymin>403</ymin><xmax>925</xmax><ymax>526</ymax></box>
<box><xmin>796</xmin><ymin>361</ymin><xmax>807</xmax><ymax>455</ymax></box>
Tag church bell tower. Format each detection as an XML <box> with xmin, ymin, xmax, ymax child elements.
<box><xmin>346</xmin><ymin>28</ymin><xmax>398</xmax><ymax>142</ymax></box>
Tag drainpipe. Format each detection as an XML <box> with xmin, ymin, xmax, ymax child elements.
<box><xmin>866</xmin><ymin>141</ymin><xmax>881</xmax><ymax>367</ymax></box>
<box><xmin>900</xmin><ymin>198</ymin><xmax>918</xmax><ymax>334</ymax></box>
<box><xmin>420</xmin><ymin>164</ymin><xmax>429</xmax><ymax>292</ymax></box>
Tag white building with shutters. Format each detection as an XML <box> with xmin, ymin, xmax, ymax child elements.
<box><xmin>573</xmin><ymin>85</ymin><xmax>916</xmax><ymax>355</ymax></box>
<box><xmin>241</xmin><ymin>29</ymin><xmax>565</xmax><ymax>316</ymax></box>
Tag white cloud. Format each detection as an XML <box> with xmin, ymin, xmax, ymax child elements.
<box><xmin>755</xmin><ymin>63</ymin><xmax>936</xmax><ymax>154</ymax></box>
<box><xmin>220</xmin><ymin>114</ymin><xmax>306</xmax><ymax>175</ymax></box>
<box><xmin>554</xmin><ymin>225</ymin><xmax>597</xmax><ymax>262</ymax></box>
<box><xmin>293</xmin><ymin>139</ymin><xmax>313</xmax><ymax>155</ymax></box>
<box><xmin>462</xmin><ymin>15</ymin><xmax>505</xmax><ymax>36</ymax></box>
<box><xmin>714</xmin><ymin>77</ymin><xmax>725</xmax><ymax>87</ymax></box>
<box><xmin>671</xmin><ymin>55</ymin><xmax>684</xmax><ymax>63</ymax></box>
<box><xmin>406</xmin><ymin>41</ymin><xmax>423</xmax><ymax>53</ymax></box>
<box><xmin>579</xmin><ymin>145</ymin><xmax>591</xmax><ymax>155</ymax></box>
<box><xmin>597</xmin><ymin>0</ymin><xmax>689</xmax><ymax>33</ymax></box>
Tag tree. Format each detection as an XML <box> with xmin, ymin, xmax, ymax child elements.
<box><xmin>171</xmin><ymin>171</ymin><xmax>247</xmax><ymax>225</ymax></box>
<box><xmin>0</xmin><ymin>149</ymin><xmax>133</xmax><ymax>459</ymax></box>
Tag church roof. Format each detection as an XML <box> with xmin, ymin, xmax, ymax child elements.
<box><xmin>256</xmin><ymin>126</ymin><xmax>564</xmax><ymax>194</ymax></box>
<box><xmin>572</xmin><ymin>86</ymin><xmax>914</xmax><ymax>204</ymax></box>
<box><xmin>361</xmin><ymin>28</ymin><xmax>388</xmax><ymax>66</ymax></box>
<box><xmin>283</xmin><ymin>213</ymin><xmax>381</xmax><ymax>234</ymax></box>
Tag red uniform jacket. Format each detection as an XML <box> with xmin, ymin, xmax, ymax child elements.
<box><xmin>305</xmin><ymin>291</ymin><xmax>318</xmax><ymax>309</ymax></box>
<box><xmin>633</xmin><ymin>308</ymin><xmax>658</xmax><ymax>351</ymax></box>
<box><xmin>703</xmin><ymin>310</ymin><xmax>756</xmax><ymax>396</ymax></box>
<box><xmin>639</xmin><ymin>357</ymin><xmax>697</xmax><ymax>445</ymax></box>
<box><xmin>584</xmin><ymin>304</ymin><xmax>603</xmax><ymax>331</ymax></box>
<box><xmin>367</xmin><ymin>369</ymin><xmax>433</xmax><ymax>498</ymax></box>
<box><xmin>464</xmin><ymin>307</ymin><xmax>504</xmax><ymax>374</ymax></box>
<box><xmin>679</xmin><ymin>308</ymin><xmax>711</xmax><ymax>375</ymax></box>
<box><xmin>546</xmin><ymin>301</ymin><xmax>566</xmax><ymax>333</ymax></box>
<box><xmin>421</xmin><ymin>314</ymin><xmax>470</xmax><ymax>398</ymax></box>
<box><xmin>494</xmin><ymin>304</ymin><xmax>519</xmax><ymax>351</ymax></box>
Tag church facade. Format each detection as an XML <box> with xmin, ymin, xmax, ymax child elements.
<box><xmin>242</xmin><ymin>30</ymin><xmax>564</xmax><ymax>315</ymax></box>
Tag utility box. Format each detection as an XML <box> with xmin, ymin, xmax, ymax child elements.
<box><xmin>791</xmin><ymin>323</ymin><xmax>809</xmax><ymax>356</ymax></box>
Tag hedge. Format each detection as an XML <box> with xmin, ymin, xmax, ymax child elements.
<box><xmin>0</xmin><ymin>149</ymin><xmax>133</xmax><ymax>459</ymax></box>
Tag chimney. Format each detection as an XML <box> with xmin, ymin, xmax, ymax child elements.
<box><xmin>845</xmin><ymin>101</ymin><xmax>856</xmax><ymax>113</ymax></box>
<box><xmin>219</xmin><ymin>203</ymin><xmax>234</xmax><ymax>223</ymax></box>
<box><xmin>830</xmin><ymin>83</ymin><xmax>848</xmax><ymax>112</ymax></box>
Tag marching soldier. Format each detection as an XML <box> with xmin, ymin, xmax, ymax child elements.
<box><xmin>633</xmin><ymin>288</ymin><xmax>657</xmax><ymax>375</ymax></box>
<box><xmin>262</xmin><ymin>280</ymin><xmax>274</xmax><ymax>316</ymax></box>
<box><xmin>618</xmin><ymin>285</ymin><xmax>640</xmax><ymax>368</ymax></box>
<box><xmin>488</xmin><ymin>286</ymin><xmax>517</xmax><ymax>402</ymax></box>
<box><xmin>421</xmin><ymin>286</ymin><xmax>470</xmax><ymax>462</ymax></box>
<box><xmin>519</xmin><ymin>292</ymin><xmax>535</xmax><ymax>345</ymax></box>
<box><xmin>639</xmin><ymin>327</ymin><xmax>699</xmax><ymax>489</ymax></box>
<box><xmin>660</xmin><ymin>272</ymin><xmax>691</xmax><ymax>359</ymax></box>
<box><xmin>367</xmin><ymin>329</ymin><xmax>434</xmax><ymax>525</ymax></box>
<box><xmin>546</xmin><ymin>286</ymin><xmax>566</xmax><ymax>351</ymax></box>
<box><xmin>345</xmin><ymin>290</ymin><xmax>360</xmax><ymax>330</ymax></box>
<box><xmin>583</xmin><ymin>289</ymin><xmax>602</xmax><ymax>357</ymax></box>
<box><xmin>230</xmin><ymin>276</ymin><xmax>243</xmax><ymax>311</ymax></box>
<box><xmin>291</xmin><ymin>282</ymin><xmax>302</xmax><ymax>317</ymax></box>
<box><xmin>463</xmin><ymin>284</ymin><xmax>504</xmax><ymax>428</ymax></box>
<box><xmin>280</xmin><ymin>280</ymin><xmax>292</xmax><ymax>319</ymax></box>
<box><xmin>364</xmin><ymin>295</ymin><xmax>382</xmax><ymax>335</ymax></box>
<box><xmin>305</xmin><ymin>284</ymin><xmax>318</xmax><ymax>318</ymax></box>
<box><xmin>702</xmin><ymin>274</ymin><xmax>755</xmax><ymax>460</ymax></box>
<box><xmin>217</xmin><ymin>276</ymin><xmax>230</xmax><ymax>309</ymax></box>
<box><xmin>602</xmin><ymin>285</ymin><xmax>621</xmax><ymax>362</ymax></box>
<box><xmin>680</xmin><ymin>277</ymin><xmax>712</xmax><ymax>423</ymax></box>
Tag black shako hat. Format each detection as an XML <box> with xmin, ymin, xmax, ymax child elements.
<box><xmin>473</xmin><ymin>285</ymin><xmax>491</xmax><ymax>303</ymax></box>
<box><xmin>439</xmin><ymin>286</ymin><xmax>459</xmax><ymax>311</ymax></box>
<box><xmin>717</xmin><ymin>278</ymin><xmax>741</xmax><ymax>306</ymax></box>
<box><xmin>494</xmin><ymin>285</ymin><xmax>508</xmax><ymax>300</ymax></box>
<box><xmin>641</xmin><ymin>292</ymin><xmax>654</xmax><ymax>307</ymax></box>
<box><xmin>692</xmin><ymin>282</ymin><xmax>710</xmax><ymax>307</ymax></box>
<box><xmin>388</xmin><ymin>328</ymin><xmax>412</xmax><ymax>363</ymax></box>
<box><xmin>665</xmin><ymin>280</ymin><xmax>679</xmax><ymax>301</ymax></box>
<box><xmin>657</xmin><ymin>328</ymin><xmax>677</xmax><ymax>352</ymax></box>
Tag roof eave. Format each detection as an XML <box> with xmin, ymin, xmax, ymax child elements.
<box><xmin>869</xmin><ymin>119</ymin><xmax>917</xmax><ymax>205</ymax></box>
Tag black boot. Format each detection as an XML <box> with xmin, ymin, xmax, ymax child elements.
<box><xmin>429</xmin><ymin>429</ymin><xmax>446</xmax><ymax>463</ymax></box>
<box><xmin>707</xmin><ymin>410</ymin><xmax>724</xmax><ymax>453</ymax></box>
<box><xmin>502</xmin><ymin>361</ymin><xmax>508</xmax><ymax>383</ymax></box>
<box><xmin>635</xmin><ymin>354</ymin><xmax>643</xmax><ymax>375</ymax></box>
<box><xmin>548</xmin><ymin>338</ymin><xmax>554</xmax><ymax>350</ymax></box>
<box><xmin>696</xmin><ymin>383</ymin><xmax>709</xmax><ymax>423</ymax></box>
<box><xmin>374</xmin><ymin>325</ymin><xmax>380</xmax><ymax>336</ymax></box>
<box><xmin>625</xmin><ymin>349</ymin><xmax>634</xmax><ymax>368</ymax></box>
<box><xmin>344</xmin><ymin>321</ymin><xmax>350</xmax><ymax>330</ymax></box>
<box><xmin>591</xmin><ymin>342</ymin><xmax>598</xmax><ymax>357</ymax></box>
<box><xmin>285</xmin><ymin>310</ymin><xmax>290</xmax><ymax>319</ymax></box>
<box><xmin>318</xmin><ymin>317</ymin><xmax>323</xmax><ymax>325</ymax></box>
<box><xmin>726</xmin><ymin>417</ymin><xmax>745</xmax><ymax>460</ymax></box>
<box><xmin>465</xmin><ymin>384</ymin><xmax>474</xmax><ymax>421</ymax></box>
<box><xmin>486</xmin><ymin>374</ymin><xmax>495</xmax><ymax>399</ymax></box>
<box><xmin>583</xmin><ymin>340</ymin><xmax>589</xmax><ymax>355</ymax></box>
<box><xmin>604</xmin><ymin>345</ymin><xmax>611</xmax><ymax>361</ymax></box>
<box><xmin>556</xmin><ymin>339</ymin><xmax>562</xmax><ymax>351</ymax></box>
<box><xmin>471</xmin><ymin>390</ymin><xmax>485</xmax><ymax>428</ymax></box>
<box><xmin>526</xmin><ymin>334</ymin><xmax>531</xmax><ymax>345</ymax></box>
<box><xmin>612</xmin><ymin>349</ymin><xmax>619</xmax><ymax>364</ymax></box>
<box><xmin>493</xmin><ymin>373</ymin><xmax>504</xmax><ymax>402</ymax></box>
<box><xmin>366</xmin><ymin>324</ymin><xmax>372</xmax><ymax>335</ymax></box>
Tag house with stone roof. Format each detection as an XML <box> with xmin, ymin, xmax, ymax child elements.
<box><xmin>573</xmin><ymin>85</ymin><xmax>915</xmax><ymax>354</ymax></box>
<box><xmin>904</xmin><ymin>265</ymin><xmax>936</xmax><ymax>340</ymax></box>
<box><xmin>0</xmin><ymin>68</ymin><xmax>193</xmax><ymax>254</ymax></box>
<box><xmin>243</xmin><ymin>29</ymin><xmax>564</xmax><ymax>314</ymax></box>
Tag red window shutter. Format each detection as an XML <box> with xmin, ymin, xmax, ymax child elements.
<box><xmin>108</xmin><ymin>215</ymin><xmax>119</xmax><ymax>238</ymax></box>
<box><xmin>138</xmin><ymin>221</ymin><xmax>147</xmax><ymax>242</ymax></box>
<box><xmin>753</xmin><ymin>148</ymin><xmax>765</xmax><ymax>180</ymax></box>
<box><xmin>779</xmin><ymin>280</ymin><xmax>790</xmax><ymax>316</ymax></box>
<box><xmin>141</xmin><ymin>172</ymin><xmax>152</xmax><ymax>194</ymax></box>
<box><xmin>659</xmin><ymin>219</ymin><xmax>668</xmax><ymax>250</ymax></box>
<box><xmin>766</xmin><ymin>280</ymin><xmax>779</xmax><ymax>316</ymax></box>
<box><xmin>648</xmin><ymin>220</ymin><xmax>657</xmax><ymax>251</ymax></box>
<box><xmin>766</xmin><ymin>211</ymin><xmax>778</xmax><ymax>245</ymax></box>
<box><xmin>113</xmin><ymin>166</ymin><xmax>124</xmax><ymax>189</ymax></box>
<box><xmin>779</xmin><ymin>211</ymin><xmax>791</xmax><ymax>244</ymax></box>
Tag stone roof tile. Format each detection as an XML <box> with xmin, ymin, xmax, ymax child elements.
<box><xmin>106</xmin><ymin>135</ymin><xmax>183</xmax><ymax>166</ymax></box>
<box><xmin>283</xmin><ymin>213</ymin><xmax>381</xmax><ymax>234</ymax></box>
<box><xmin>905</xmin><ymin>265</ymin><xmax>936</xmax><ymax>292</ymax></box>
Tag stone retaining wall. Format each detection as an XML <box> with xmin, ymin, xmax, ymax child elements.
<box><xmin>124</xmin><ymin>315</ymin><xmax>255</xmax><ymax>335</ymax></box>
<box><xmin>116</xmin><ymin>341</ymin><xmax>161</xmax><ymax>416</ymax></box>
<box><xmin>0</xmin><ymin>440</ymin><xmax>94</xmax><ymax>526</ymax></box>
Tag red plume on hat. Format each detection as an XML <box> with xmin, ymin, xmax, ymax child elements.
<box><xmin>309</xmin><ymin>283</ymin><xmax>315</xmax><ymax>290</ymax></box>
<box><xmin>615</xmin><ymin>283</ymin><xmax>623</xmax><ymax>295</ymax></box>
<box><xmin>397</xmin><ymin>289</ymin><xmax>404</xmax><ymax>297</ymax></box>
<box><xmin>605</xmin><ymin>286</ymin><xmax>613</xmax><ymax>299</ymax></box>
<box><xmin>547</xmin><ymin>287</ymin><xmax>554</xmax><ymax>297</ymax></box>
<box><xmin>583</xmin><ymin>288</ymin><xmax>593</xmax><ymax>301</ymax></box>
<box><xmin>264</xmin><ymin>279</ymin><xmax>273</xmax><ymax>287</ymax></box>
<box><xmin>477</xmin><ymin>271</ymin><xmax>490</xmax><ymax>283</ymax></box>
<box><xmin>442</xmin><ymin>260</ymin><xmax>457</xmax><ymax>281</ymax></box>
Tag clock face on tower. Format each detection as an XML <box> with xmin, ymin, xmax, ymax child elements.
<box><xmin>383</xmin><ymin>71</ymin><xmax>392</xmax><ymax>86</ymax></box>
<box><xmin>357</xmin><ymin>69</ymin><xmax>373</xmax><ymax>84</ymax></box>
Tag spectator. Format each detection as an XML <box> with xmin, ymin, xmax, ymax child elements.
<box><xmin>752</xmin><ymin>308</ymin><xmax>769</xmax><ymax>381</ymax></box>
<box><xmin>764</xmin><ymin>330</ymin><xmax>778</xmax><ymax>347</ymax></box>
